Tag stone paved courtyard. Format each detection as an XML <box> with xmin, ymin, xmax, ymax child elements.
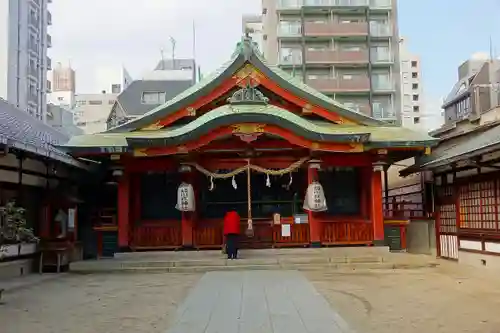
<box><xmin>2</xmin><ymin>264</ymin><xmax>500</xmax><ymax>333</ymax></box>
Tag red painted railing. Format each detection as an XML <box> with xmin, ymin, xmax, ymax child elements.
<box><xmin>132</xmin><ymin>224</ymin><xmax>182</xmax><ymax>249</ymax></box>
<box><xmin>321</xmin><ymin>220</ymin><xmax>373</xmax><ymax>245</ymax></box>
<box><xmin>272</xmin><ymin>224</ymin><xmax>310</xmax><ymax>247</ymax></box>
<box><xmin>194</xmin><ymin>226</ymin><xmax>223</xmax><ymax>249</ymax></box>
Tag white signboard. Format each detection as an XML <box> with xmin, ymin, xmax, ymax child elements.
<box><xmin>281</xmin><ymin>224</ymin><xmax>291</xmax><ymax>237</ymax></box>
<box><xmin>68</xmin><ymin>208</ymin><xmax>76</xmax><ymax>230</ymax></box>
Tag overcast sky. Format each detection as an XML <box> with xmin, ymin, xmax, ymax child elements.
<box><xmin>50</xmin><ymin>0</ymin><xmax>260</xmax><ymax>93</ymax></box>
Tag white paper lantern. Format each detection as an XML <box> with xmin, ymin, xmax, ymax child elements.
<box><xmin>303</xmin><ymin>181</ymin><xmax>328</xmax><ymax>212</ymax></box>
<box><xmin>175</xmin><ymin>182</ymin><xmax>196</xmax><ymax>212</ymax></box>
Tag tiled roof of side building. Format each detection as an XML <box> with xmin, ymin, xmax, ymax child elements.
<box><xmin>0</xmin><ymin>98</ymin><xmax>85</xmax><ymax>167</ymax></box>
<box><xmin>400</xmin><ymin>122</ymin><xmax>500</xmax><ymax>176</ymax></box>
<box><xmin>116</xmin><ymin>80</ymin><xmax>194</xmax><ymax>117</ymax></box>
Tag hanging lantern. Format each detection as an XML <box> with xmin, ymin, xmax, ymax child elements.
<box><xmin>303</xmin><ymin>181</ymin><xmax>328</xmax><ymax>212</ymax></box>
<box><xmin>175</xmin><ymin>182</ymin><xmax>196</xmax><ymax>212</ymax></box>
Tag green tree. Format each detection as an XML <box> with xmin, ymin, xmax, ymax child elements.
<box><xmin>0</xmin><ymin>201</ymin><xmax>38</xmax><ymax>245</ymax></box>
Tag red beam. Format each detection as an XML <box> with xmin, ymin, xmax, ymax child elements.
<box><xmin>259</xmin><ymin>76</ymin><xmax>347</xmax><ymax>124</ymax></box>
<box><xmin>156</xmin><ymin>76</ymin><xmax>239</xmax><ymax>127</ymax></box>
<box><xmin>139</xmin><ymin>125</ymin><xmax>362</xmax><ymax>157</ymax></box>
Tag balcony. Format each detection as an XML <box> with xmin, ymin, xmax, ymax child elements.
<box><xmin>370</xmin><ymin>22</ymin><xmax>392</xmax><ymax>37</ymax></box>
<box><xmin>369</xmin><ymin>0</ymin><xmax>392</xmax><ymax>10</ymax></box>
<box><xmin>277</xmin><ymin>0</ymin><xmax>370</xmax><ymax>10</ymax></box>
<box><xmin>372</xmin><ymin>78</ymin><xmax>395</xmax><ymax>92</ymax></box>
<box><xmin>304</xmin><ymin>21</ymin><xmax>368</xmax><ymax>37</ymax></box>
<box><xmin>47</xmin><ymin>11</ymin><xmax>52</xmax><ymax>25</ymax></box>
<box><xmin>306</xmin><ymin>49</ymin><xmax>369</xmax><ymax>65</ymax></box>
<box><xmin>307</xmin><ymin>76</ymin><xmax>370</xmax><ymax>93</ymax></box>
<box><xmin>28</xmin><ymin>41</ymin><xmax>39</xmax><ymax>55</ymax></box>
<box><xmin>372</xmin><ymin>103</ymin><xmax>396</xmax><ymax>119</ymax></box>
<box><xmin>47</xmin><ymin>34</ymin><xmax>52</xmax><ymax>48</ymax></box>
<box><xmin>370</xmin><ymin>49</ymin><xmax>392</xmax><ymax>63</ymax></box>
<box><xmin>278</xmin><ymin>22</ymin><xmax>302</xmax><ymax>37</ymax></box>
<box><xmin>28</xmin><ymin>15</ymin><xmax>40</xmax><ymax>30</ymax></box>
<box><xmin>28</xmin><ymin>65</ymin><xmax>38</xmax><ymax>79</ymax></box>
<box><xmin>46</xmin><ymin>57</ymin><xmax>52</xmax><ymax>70</ymax></box>
<box><xmin>341</xmin><ymin>102</ymin><xmax>371</xmax><ymax>115</ymax></box>
<box><xmin>279</xmin><ymin>51</ymin><xmax>303</xmax><ymax>66</ymax></box>
<box><xmin>31</xmin><ymin>0</ymin><xmax>40</xmax><ymax>6</ymax></box>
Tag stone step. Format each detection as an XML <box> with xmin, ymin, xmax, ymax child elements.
<box><xmin>70</xmin><ymin>260</ymin><xmax>437</xmax><ymax>274</ymax></box>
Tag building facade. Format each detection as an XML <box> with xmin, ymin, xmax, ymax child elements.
<box><xmin>73</xmin><ymin>93</ymin><xmax>117</xmax><ymax>134</ymax></box>
<box><xmin>399</xmin><ymin>37</ymin><xmax>425</xmax><ymax>130</ymax></box>
<box><xmin>95</xmin><ymin>65</ymin><xmax>132</xmax><ymax>94</ymax></box>
<box><xmin>46</xmin><ymin>103</ymin><xmax>83</xmax><ymax>137</ymax></box>
<box><xmin>441</xmin><ymin>53</ymin><xmax>500</xmax><ymax>128</ymax></box>
<box><xmin>259</xmin><ymin>0</ymin><xmax>401</xmax><ymax>123</ymax></box>
<box><xmin>0</xmin><ymin>0</ymin><xmax>52</xmax><ymax>122</ymax></box>
<box><xmin>50</xmin><ymin>62</ymin><xmax>75</xmax><ymax>92</ymax></box>
<box><xmin>106</xmin><ymin>59</ymin><xmax>195</xmax><ymax>129</ymax></box>
<box><xmin>151</xmin><ymin>59</ymin><xmax>197</xmax><ymax>83</ymax></box>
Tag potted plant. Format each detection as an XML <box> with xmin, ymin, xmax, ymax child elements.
<box><xmin>0</xmin><ymin>201</ymin><xmax>38</xmax><ymax>260</ymax></box>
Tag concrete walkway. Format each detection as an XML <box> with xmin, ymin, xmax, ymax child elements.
<box><xmin>166</xmin><ymin>270</ymin><xmax>354</xmax><ymax>333</ymax></box>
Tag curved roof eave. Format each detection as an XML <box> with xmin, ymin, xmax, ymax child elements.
<box><xmin>106</xmin><ymin>55</ymin><xmax>246</xmax><ymax>133</ymax></box>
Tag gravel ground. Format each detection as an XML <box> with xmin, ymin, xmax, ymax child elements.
<box><xmin>2</xmin><ymin>264</ymin><xmax>500</xmax><ymax>333</ymax></box>
<box><xmin>0</xmin><ymin>273</ymin><xmax>201</xmax><ymax>333</ymax></box>
<box><xmin>307</xmin><ymin>264</ymin><xmax>500</xmax><ymax>333</ymax></box>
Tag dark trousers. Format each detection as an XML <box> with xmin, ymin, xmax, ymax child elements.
<box><xmin>225</xmin><ymin>233</ymin><xmax>239</xmax><ymax>259</ymax></box>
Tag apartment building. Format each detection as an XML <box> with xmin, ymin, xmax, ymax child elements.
<box><xmin>73</xmin><ymin>93</ymin><xmax>117</xmax><ymax>134</ymax></box>
<box><xmin>440</xmin><ymin>53</ymin><xmax>500</xmax><ymax>130</ymax></box>
<box><xmin>258</xmin><ymin>0</ymin><xmax>400</xmax><ymax>123</ymax></box>
<box><xmin>0</xmin><ymin>0</ymin><xmax>52</xmax><ymax>122</ymax></box>
<box><xmin>399</xmin><ymin>37</ymin><xmax>424</xmax><ymax>129</ymax></box>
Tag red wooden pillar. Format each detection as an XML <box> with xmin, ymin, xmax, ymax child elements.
<box><xmin>371</xmin><ymin>168</ymin><xmax>385</xmax><ymax>245</ymax></box>
<box><xmin>117</xmin><ymin>172</ymin><xmax>130</xmax><ymax>251</ymax></box>
<box><xmin>181</xmin><ymin>170</ymin><xmax>194</xmax><ymax>248</ymax></box>
<box><xmin>307</xmin><ymin>164</ymin><xmax>321</xmax><ymax>248</ymax></box>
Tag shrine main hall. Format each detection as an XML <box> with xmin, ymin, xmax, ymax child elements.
<box><xmin>59</xmin><ymin>36</ymin><xmax>436</xmax><ymax>256</ymax></box>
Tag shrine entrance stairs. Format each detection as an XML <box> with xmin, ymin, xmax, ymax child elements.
<box><xmin>70</xmin><ymin>247</ymin><xmax>438</xmax><ymax>274</ymax></box>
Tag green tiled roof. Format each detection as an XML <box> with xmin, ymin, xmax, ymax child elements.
<box><xmin>61</xmin><ymin>104</ymin><xmax>436</xmax><ymax>152</ymax></box>
<box><xmin>108</xmin><ymin>36</ymin><xmax>387</xmax><ymax>133</ymax></box>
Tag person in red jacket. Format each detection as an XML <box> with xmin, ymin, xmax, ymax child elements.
<box><xmin>223</xmin><ymin>209</ymin><xmax>241</xmax><ymax>259</ymax></box>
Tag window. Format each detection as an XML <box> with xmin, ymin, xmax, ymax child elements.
<box><xmin>412</xmin><ymin>94</ymin><xmax>419</xmax><ymax>101</ymax></box>
<box><xmin>411</xmin><ymin>60</ymin><xmax>418</xmax><ymax>67</ymax></box>
<box><xmin>414</xmin><ymin>117</ymin><xmax>420</xmax><ymax>124</ymax></box>
<box><xmin>413</xmin><ymin>105</ymin><xmax>420</xmax><ymax>112</ymax></box>
<box><xmin>412</xmin><ymin>83</ymin><xmax>418</xmax><ymax>90</ymax></box>
<box><xmin>76</xmin><ymin>100</ymin><xmax>87</xmax><ymax>106</ymax></box>
<box><xmin>412</xmin><ymin>72</ymin><xmax>418</xmax><ymax>78</ymax></box>
<box><xmin>141</xmin><ymin>91</ymin><xmax>167</xmax><ymax>104</ymax></box>
<box><xmin>111</xmin><ymin>84</ymin><xmax>121</xmax><ymax>94</ymax></box>
<box><xmin>57</xmin><ymin>96</ymin><xmax>63</xmax><ymax>101</ymax></box>
<box><xmin>89</xmin><ymin>100</ymin><xmax>103</xmax><ymax>105</ymax></box>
